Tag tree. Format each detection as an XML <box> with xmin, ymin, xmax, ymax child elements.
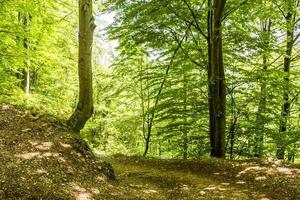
<box><xmin>207</xmin><ymin>0</ymin><xmax>227</xmax><ymax>158</ymax></box>
<box><xmin>253</xmin><ymin>18</ymin><xmax>272</xmax><ymax>158</ymax></box>
<box><xmin>277</xmin><ymin>0</ymin><xmax>299</xmax><ymax>159</ymax></box>
<box><xmin>68</xmin><ymin>0</ymin><xmax>95</xmax><ymax>132</ymax></box>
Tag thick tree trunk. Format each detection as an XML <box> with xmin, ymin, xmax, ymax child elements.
<box><xmin>68</xmin><ymin>0</ymin><xmax>95</xmax><ymax>132</ymax></box>
<box><xmin>207</xmin><ymin>0</ymin><xmax>227</xmax><ymax>158</ymax></box>
<box><xmin>277</xmin><ymin>3</ymin><xmax>294</xmax><ymax>160</ymax></box>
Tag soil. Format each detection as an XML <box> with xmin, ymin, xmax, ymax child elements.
<box><xmin>0</xmin><ymin>103</ymin><xmax>299</xmax><ymax>200</ymax></box>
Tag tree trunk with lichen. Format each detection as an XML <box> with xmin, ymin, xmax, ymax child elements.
<box><xmin>68</xmin><ymin>0</ymin><xmax>95</xmax><ymax>132</ymax></box>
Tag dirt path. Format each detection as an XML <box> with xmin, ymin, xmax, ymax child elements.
<box><xmin>106</xmin><ymin>156</ymin><xmax>300</xmax><ymax>200</ymax></box>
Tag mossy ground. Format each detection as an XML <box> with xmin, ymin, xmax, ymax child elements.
<box><xmin>0</xmin><ymin>104</ymin><xmax>299</xmax><ymax>200</ymax></box>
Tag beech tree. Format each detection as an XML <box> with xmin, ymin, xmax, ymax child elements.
<box><xmin>68</xmin><ymin>0</ymin><xmax>96</xmax><ymax>132</ymax></box>
<box><xmin>277</xmin><ymin>0</ymin><xmax>299</xmax><ymax>159</ymax></box>
<box><xmin>207</xmin><ymin>0</ymin><xmax>227</xmax><ymax>158</ymax></box>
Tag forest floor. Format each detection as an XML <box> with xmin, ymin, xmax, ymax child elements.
<box><xmin>0</xmin><ymin>103</ymin><xmax>299</xmax><ymax>200</ymax></box>
<box><xmin>106</xmin><ymin>156</ymin><xmax>300</xmax><ymax>200</ymax></box>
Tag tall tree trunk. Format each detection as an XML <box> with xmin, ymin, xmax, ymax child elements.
<box><xmin>207</xmin><ymin>0</ymin><xmax>227</xmax><ymax>158</ymax></box>
<box><xmin>183</xmin><ymin>70</ymin><xmax>188</xmax><ymax>159</ymax></box>
<box><xmin>68</xmin><ymin>0</ymin><xmax>95</xmax><ymax>132</ymax></box>
<box><xmin>253</xmin><ymin>19</ymin><xmax>271</xmax><ymax>158</ymax></box>
<box><xmin>18</xmin><ymin>11</ymin><xmax>30</xmax><ymax>95</ymax></box>
<box><xmin>143</xmin><ymin>61</ymin><xmax>152</xmax><ymax>157</ymax></box>
<box><xmin>277</xmin><ymin>1</ymin><xmax>294</xmax><ymax>160</ymax></box>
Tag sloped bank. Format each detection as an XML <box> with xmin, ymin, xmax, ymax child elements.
<box><xmin>0</xmin><ymin>104</ymin><xmax>115</xmax><ymax>200</ymax></box>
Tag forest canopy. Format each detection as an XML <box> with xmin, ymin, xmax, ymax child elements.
<box><xmin>0</xmin><ymin>0</ymin><xmax>300</xmax><ymax>162</ymax></box>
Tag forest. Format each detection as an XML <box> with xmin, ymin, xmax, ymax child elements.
<box><xmin>0</xmin><ymin>0</ymin><xmax>300</xmax><ymax>199</ymax></box>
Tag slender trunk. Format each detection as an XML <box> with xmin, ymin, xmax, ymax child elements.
<box><xmin>253</xmin><ymin>19</ymin><xmax>271</xmax><ymax>158</ymax></box>
<box><xmin>143</xmin><ymin>37</ymin><xmax>184</xmax><ymax>156</ymax></box>
<box><xmin>229</xmin><ymin>116</ymin><xmax>237</xmax><ymax>159</ymax></box>
<box><xmin>19</xmin><ymin>12</ymin><xmax>30</xmax><ymax>95</ymax></box>
<box><xmin>68</xmin><ymin>0</ymin><xmax>95</xmax><ymax>132</ymax></box>
<box><xmin>207</xmin><ymin>0</ymin><xmax>227</xmax><ymax>158</ymax></box>
<box><xmin>143</xmin><ymin>62</ymin><xmax>152</xmax><ymax>156</ymax></box>
<box><xmin>183</xmin><ymin>70</ymin><xmax>188</xmax><ymax>159</ymax></box>
<box><xmin>140</xmin><ymin>62</ymin><xmax>146</xmax><ymax>142</ymax></box>
<box><xmin>277</xmin><ymin>2</ymin><xmax>294</xmax><ymax>160</ymax></box>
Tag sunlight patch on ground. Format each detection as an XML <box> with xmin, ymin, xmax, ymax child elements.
<box><xmin>96</xmin><ymin>175</ymin><xmax>107</xmax><ymax>182</ymax></box>
<box><xmin>68</xmin><ymin>182</ymin><xmax>93</xmax><ymax>200</ymax></box>
<box><xmin>276</xmin><ymin>167</ymin><xmax>300</xmax><ymax>175</ymax></box>
<box><xmin>1</xmin><ymin>105</ymin><xmax>10</xmax><ymax>110</ymax></box>
<box><xmin>29</xmin><ymin>140</ymin><xmax>39</xmax><ymax>146</ymax></box>
<box><xmin>35</xmin><ymin>142</ymin><xmax>53</xmax><ymax>151</ymax></box>
<box><xmin>255</xmin><ymin>176</ymin><xmax>267</xmax><ymax>181</ymax></box>
<box><xmin>236</xmin><ymin>180</ymin><xmax>246</xmax><ymax>184</ymax></box>
<box><xmin>15</xmin><ymin>151</ymin><xmax>61</xmax><ymax>160</ymax></box>
<box><xmin>32</xmin><ymin>168</ymin><xmax>47</xmax><ymax>175</ymax></box>
<box><xmin>237</xmin><ymin>166</ymin><xmax>264</xmax><ymax>177</ymax></box>
<box><xmin>42</xmin><ymin>152</ymin><xmax>60</xmax><ymax>157</ymax></box>
<box><xmin>142</xmin><ymin>189</ymin><xmax>158</xmax><ymax>194</ymax></box>
<box><xmin>60</xmin><ymin>142</ymin><xmax>72</xmax><ymax>148</ymax></box>
<box><xmin>29</xmin><ymin>140</ymin><xmax>54</xmax><ymax>151</ymax></box>
<box><xmin>237</xmin><ymin>164</ymin><xmax>300</xmax><ymax>178</ymax></box>
<box><xmin>204</xmin><ymin>184</ymin><xmax>227</xmax><ymax>191</ymax></box>
<box><xmin>15</xmin><ymin>152</ymin><xmax>41</xmax><ymax>159</ymax></box>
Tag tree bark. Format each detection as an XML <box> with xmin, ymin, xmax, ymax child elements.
<box><xmin>277</xmin><ymin>1</ymin><xmax>294</xmax><ymax>160</ymax></box>
<box><xmin>207</xmin><ymin>0</ymin><xmax>227</xmax><ymax>158</ymax></box>
<box><xmin>68</xmin><ymin>0</ymin><xmax>95</xmax><ymax>132</ymax></box>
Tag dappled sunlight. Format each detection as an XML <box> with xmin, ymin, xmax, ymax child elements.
<box><xmin>35</xmin><ymin>142</ymin><xmax>53</xmax><ymax>151</ymax></box>
<box><xmin>76</xmin><ymin>192</ymin><xmax>91</xmax><ymax>200</ymax></box>
<box><xmin>90</xmin><ymin>188</ymin><xmax>100</xmax><ymax>195</ymax></box>
<box><xmin>255</xmin><ymin>176</ymin><xmax>267</xmax><ymax>181</ymax></box>
<box><xmin>29</xmin><ymin>140</ymin><xmax>53</xmax><ymax>151</ymax></box>
<box><xmin>29</xmin><ymin>140</ymin><xmax>39</xmax><ymax>146</ymax></box>
<box><xmin>204</xmin><ymin>184</ymin><xmax>227</xmax><ymax>191</ymax></box>
<box><xmin>96</xmin><ymin>175</ymin><xmax>108</xmax><ymax>182</ymax></box>
<box><xmin>257</xmin><ymin>193</ymin><xmax>270</xmax><ymax>200</ymax></box>
<box><xmin>68</xmin><ymin>183</ymin><xmax>93</xmax><ymax>200</ymax></box>
<box><xmin>15</xmin><ymin>151</ymin><xmax>61</xmax><ymax>160</ymax></box>
<box><xmin>15</xmin><ymin>152</ymin><xmax>41</xmax><ymax>160</ymax></box>
<box><xmin>237</xmin><ymin>164</ymin><xmax>300</xmax><ymax>179</ymax></box>
<box><xmin>142</xmin><ymin>189</ymin><xmax>158</xmax><ymax>194</ymax></box>
<box><xmin>60</xmin><ymin>142</ymin><xmax>72</xmax><ymax>148</ymax></box>
<box><xmin>237</xmin><ymin>166</ymin><xmax>265</xmax><ymax>177</ymax></box>
<box><xmin>42</xmin><ymin>152</ymin><xmax>60</xmax><ymax>157</ymax></box>
<box><xmin>236</xmin><ymin>180</ymin><xmax>246</xmax><ymax>184</ymax></box>
<box><xmin>276</xmin><ymin>167</ymin><xmax>300</xmax><ymax>175</ymax></box>
<box><xmin>57</xmin><ymin>157</ymin><xmax>67</xmax><ymax>163</ymax></box>
<box><xmin>1</xmin><ymin>105</ymin><xmax>10</xmax><ymax>110</ymax></box>
<box><xmin>32</xmin><ymin>168</ymin><xmax>47</xmax><ymax>175</ymax></box>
